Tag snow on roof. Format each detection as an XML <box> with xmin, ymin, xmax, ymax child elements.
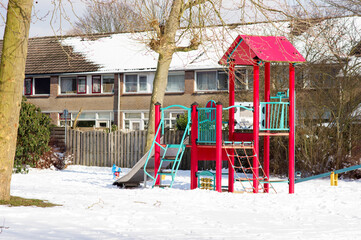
<box><xmin>60</xmin><ymin>21</ymin><xmax>291</xmax><ymax>73</ymax></box>
<box><xmin>60</xmin><ymin>16</ymin><xmax>361</xmax><ymax>73</ymax></box>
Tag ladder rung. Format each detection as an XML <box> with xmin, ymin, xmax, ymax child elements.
<box><xmin>162</xmin><ymin>158</ymin><xmax>178</xmax><ymax>161</ymax></box>
<box><xmin>167</xmin><ymin>144</ymin><xmax>184</xmax><ymax>148</ymax></box>
<box><xmin>158</xmin><ymin>172</ymin><xmax>174</xmax><ymax>176</ymax></box>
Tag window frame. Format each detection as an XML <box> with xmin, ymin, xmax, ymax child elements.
<box><xmin>123</xmin><ymin>111</ymin><xmax>149</xmax><ymax>130</ymax></box>
<box><xmin>195</xmin><ymin>70</ymin><xmax>228</xmax><ymax>92</ymax></box>
<box><xmin>102</xmin><ymin>74</ymin><xmax>115</xmax><ymax>93</ymax></box>
<box><xmin>59</xmin><ymin>111</ymin><xmax>113</xmax><ymax>128</ymax></box>
<box><xmin>60</xmin><ymin>76</ymin><xmax>77</xmax><ymax>95</ymax></box>
<box><xmin>33</xmin><ymin>77</ymin><xmax>51</xmax><ymax>95</ymax></box>
<box><xmin>77</xmin><ymin>76</ymin><xmax>87</xmax><ymax>94</ymax></box>
<box><xmin>92</xmin><ymin>75</ymin><xmax>101</xmax><ymax>93</ymax></box>
<box><xmin>124</xmin><ymin>74</ymin><xmax>149</xmax><ymax>93</ymax></box>
<box><xmin>166</xmin><ymin>72</ymin><xmax>185</xmax><ymax>93</ymax></box>
<box><xmin>24</xmin><ymin>78</ymin><xmax>33</xmax><ymax>95</ymax></box>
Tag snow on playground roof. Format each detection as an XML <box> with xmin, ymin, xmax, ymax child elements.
<box><xmin>58</xmin><ymin>16</ymin><xmax>361</xmax><ymax>73</ymax></box>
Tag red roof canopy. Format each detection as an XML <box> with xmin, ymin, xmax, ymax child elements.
<box><xmin>219</xmin><ymin>35</ymin><xmax>306</xmax><ymax>66</ymax></box>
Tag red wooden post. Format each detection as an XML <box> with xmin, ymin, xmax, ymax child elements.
<box><xmin>253</xmin><ymin>64</ymin><xmax>260</xmax><ymax>193</ymax></box>
<box><xmin>289</xmin><ymin>63</ymin><xmax>295</xmax><ymax>194</ymax></box>
<box><xmin>154</xmin><ymin>102</ymin><xmax>161</xmax><ymax>186</ymax></box>
<box><xmin>216</xmin><ymin>102</ymin><xmax>223</xmax><ymax>193</ymax></box>
<box><xmin>191</xmin><ymin>102</ymin><xmax>199</xmax><ymax>190</ymax></box>
<box><xmin>228</xmin><ymin>60</ymin><xmax>235</xmax><ymax>192</ymax></box>
<box><xmin>264</xmin><ymin>62</ymin><xmax>271</xmax><ymax>193</ymax></box>
<box><xmin>228</xmin><ymin>59</ymin><xmax>235</xmax><ymax>140</ymax></box>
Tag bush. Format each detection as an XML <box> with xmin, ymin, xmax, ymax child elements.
<box><xmin>176</xmin><ymin>113</ymin><xmax>188</xmax><ymax>130</ymax></box>
<box><xmin>14</xmin><ymin>98</ymin><xmax>52</xmax><ymax>173</ymax></box>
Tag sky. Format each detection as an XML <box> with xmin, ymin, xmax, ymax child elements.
<box><xmin>0</xmin><ymin>0</ymin><xmax>324</xmax><ymax>39</ymax></box>
<box><xmin>0</xmin><ymin>0</ymin><xmax>86</xmax><ymax>38</ymax></box>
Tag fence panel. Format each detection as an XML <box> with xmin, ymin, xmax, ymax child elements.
<box><xmin>66</xmin><ymin>129</ymin><xmax>228</xmax><ymax>170</ymax></box>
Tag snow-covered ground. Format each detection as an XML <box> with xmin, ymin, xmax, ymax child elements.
<box><xmin>1</xmin><ymin>165</ymin><xmax>361</xmax><ymax>240</ymax></box>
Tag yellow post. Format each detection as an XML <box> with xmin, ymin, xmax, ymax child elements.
<box><xmin>330</xmin><ymin>172</ymin><xmax>338</xmax><ymax>186</ymax></box>
<box><xmin>330</xmin><ymin>172</ymin><xmax>334</xmax><ymax>186</ymax></box>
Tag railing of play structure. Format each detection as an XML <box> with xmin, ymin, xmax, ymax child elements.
<box><xmin>198</xmin><ymin>107</ymin><xmax>217</xmax><ymax>143</ymax></box>
<box><xmin>259</xmin><ymin>102</ymin><xmax>289</xmax><ymax>131</ymax></box>
<box><xmin>198</xmin><ymin>105</ymin><xmax>253</xmax><ymax>144</ymax></box>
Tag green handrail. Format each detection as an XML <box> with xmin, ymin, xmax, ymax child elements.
<box><xmin>223</xmin><ymin>105</ymin><xmax>253</xmax><ymax>112</ymax></box>
<box><xmin>143</xmin><ymin>119</ymin><xmax>164</xmax><ymax>181</ymax></box>
<box><xmin>144</xmin><ymin>105</ymin><xmax>191</xmax><ymax>184</ymax></box>
<box><xmin>295</xmin><ymin>164</ymin><xmax>361</xmax><ymax>184</ymax></box>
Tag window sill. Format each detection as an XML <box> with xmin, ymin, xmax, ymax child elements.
<box><xmin>25</xmin><ymin>94</ymin><xmax>50</xmax><ymax>98</ymax></box>
<box><xmin>57</xmin><ymin>93</ymin><xmax>114</xmax><ymax>98</ymax></box>
<box><xmin>122</xmin><ymin>92</ymin><xmax>152</xmax><ymax>96</ymax></box>
<box><xmin>165</xmin><ymin>92</ymin><xmax>185</xmax><ymax>95</ymax></box>
<box><xmin>193</xmin><ymin>90</ymin><xmax>228</xmax><ymax>94</ymax></box>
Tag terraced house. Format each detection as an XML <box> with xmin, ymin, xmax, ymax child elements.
<box><xmin>19</xmin><ymin>16</ymin><xmax>361</xmax><ymax>132</ymax></box>
<box><xmin>21</xmin><ymin>30</ymin><xmax>255</xmax><ymax>131</ymax></box>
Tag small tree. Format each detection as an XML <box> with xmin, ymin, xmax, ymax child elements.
<box><xmin>14</xmin><ymin>98</ymin><xmax>52</xmax><ymax>173</ymax></box>
<box><xmin>71</xmin><ymin>0</ymin><xmax>144</xmax><ymax>34</ymax></box>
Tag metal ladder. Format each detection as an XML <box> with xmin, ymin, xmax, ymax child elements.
<box><xmin>144</xmin><ymin>105</ymin><xmax>191</xmax><ymax>188</ymax></box>
<box><xmin>152</xmin><ymin>141</ymin><xmax>187</xmax><ymax>188</ymax></box>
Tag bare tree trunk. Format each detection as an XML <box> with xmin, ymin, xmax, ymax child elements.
<box><xmin>0</xmin><ymin>0</ymin><xmax>33</xmax><ymax>201</ymax></box>
<box><xmin>145</xmin><ymin>53</ymin><xmax>173</xmax><ymax>151</ymax></box>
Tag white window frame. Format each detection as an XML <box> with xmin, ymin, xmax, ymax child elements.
<box><xmin>124</xmin><ymin>74</ymin><xmax>151</xmax><ymax>93</ymax></box>
<box><xmin>166</xmin><ymin>72</ymin><xmax>185</xmax><ymax>93</ymax></box>
<box><xmin>102</xmin><ymin>74</ymin><xmax>115</xmax><ymax>93</ymax></box>
<box><xmin>59</xmin><ymin>76</ymin><xmax>78</xmax><ymax>95</ymax></box>
<box><xmin>123</xmin><ymin>111</ymin><xmax>149</xmax><ymax>130</ymax></box>
<box><xmin>235</xmin><ymin>68</ymin><xmax>253</xmax><ymax>91</ymax></box>
<box><xmin>195</xmin><ymin>70</ymin><xmax>228</xmax><ymax>92</ymax></box>
<box><xmin>163</xmin><ymin>111</ymin><xmax>185</xmax><ymax>129</ymax></box>
<box><xmin>59</xmin><ymin>111</ymin><xmax>113</xmax><ymax>128</ymax></box>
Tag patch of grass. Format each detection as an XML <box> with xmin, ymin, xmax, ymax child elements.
<box><xmin>0</xmin><ymin>196</ymin><xmax>60</xmax><ymax>207</ymax></box>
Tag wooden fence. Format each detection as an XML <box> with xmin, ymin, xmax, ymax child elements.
<box><xmin>65</xmin><ymin>129</ymin><xmax>228</xmax><ymax>170</ymax></box>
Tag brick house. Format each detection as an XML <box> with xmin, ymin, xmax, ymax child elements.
<box><xmin>21</xmin><ymin>30</ymin><xmax>256</xmax><ymax>130</ymax></box>
<box><xmin>17</xmin><ymin>16</ymin><xmax>361</xmax><ymax>131</ymax></box>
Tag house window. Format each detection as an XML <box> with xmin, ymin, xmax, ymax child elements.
<box><xmin>77</xmin><ymin>76</ymin><xmax>87</xmax><ymax>94</ymax></box>
<box><xmin>196</xmin><ymin>69</ymin><xmax>252</xmax><ymax>92</ymax></box>
<box><xmin>196</xmin><ymin>71</ymin><xmax>228</xmax><ymax>91</ymax></box>
<box><xmin>34</xmin><ymin>78</ymin><xmax>50</xmax><ymax>94</ymax></box>
<box><xmin>235</xmin><ymin>69</ymin><xmax>253</xmax><ymax>90</ymax></box>
<box><xmin>164</xmin><ymin>111</ymin><xmax>185</xmax><ymax>129</ymax></box>
<box><xmin>124</xmin><ymin>74</ymin><xmax>149</xmax><ymax>93</ymax></box>
<box><xmin>123</xmin><ymin>112</ymin><xmax>149</xmax><ymax>130</ymax></box>
<box><xmin>59</xmin><ymin>111</ymin><xmax>113</xmax><ymax>128</ymax></box>
<box><xmin>24</xmin><ymin>77</ymin><xmax>51</xmax><ymax>95</ymax></box>
<box><xmin>103</xmin><ymin>74</ymin><xmax>114</xmax><ymax>93</ymax></box>
<box><xmin>166</xmin><ymin>73</ymin><xmax>185</xmax><ymax>92</ymax></box>
<box><xmin>60</xmin><ymin>76</ymin><xmax>77</xmax><ymax>94</ymax></box>
<box><xmin>59</xmin><ymin>112</ymin><xmax>73</xmax><ymax>127</ymax></box>
<box><xmin>92</xmin><ymin>75</ymin><xmax>101</xmax><ymax>93</ymax></box>
<box><xmin>24</xmin><ymin>78</ymin><xmax>32</xmax><ymax>95</ymax></box>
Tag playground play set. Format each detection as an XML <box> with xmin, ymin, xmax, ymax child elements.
<box><xmin>114</xmin><ymin>35</ymin><xmax>361</xmax><ymax>193</ymax></box>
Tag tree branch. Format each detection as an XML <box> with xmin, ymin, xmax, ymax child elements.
<box><xmin>182</xmin><ymin>0</ymin><xmax>208</xmax><ymax>13</ymax></box>
<box><xmin>174</xmin><ymin>35</ymin><xmax>200</xmax><ymax>52</ymax></box>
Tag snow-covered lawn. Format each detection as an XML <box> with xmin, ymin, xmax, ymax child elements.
<box><xmin>1</xmin><ymin>165</ymin><xmax>361</xmax><ymax>240</ymax></box>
